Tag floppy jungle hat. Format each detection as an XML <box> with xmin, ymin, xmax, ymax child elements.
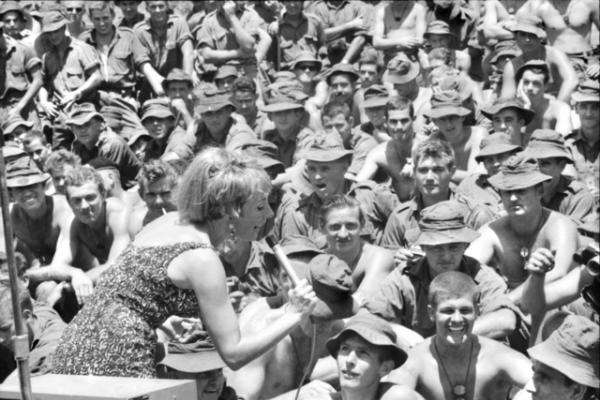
<box><xmin>488</xmin><ymin>152</ymin><xmax>552</xmax><ymax>191</ymax></box>
<box><xmin>326</xmin><ymin>309</ymin><xmax>408</xmax><ymax>368</ymax></box>
<box><xmin>415</xmin><ymin>200</ymin><xmax>480</xmax><ymax>246</ymax></box>
<box><xmin>475</xmin><ymin>133</ymin><xmax>522</xmax><ymax>162</ymax></box>
<box><xmin>303</xmin><ymin>134</ymin><xmax>353</xmax><ymax>163</ymax></box>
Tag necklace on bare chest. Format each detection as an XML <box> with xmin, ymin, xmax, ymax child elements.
<box><xmin>433</xmin><ymin>338</ymin><xmax>474</xmax><ymax>400</ymax></box>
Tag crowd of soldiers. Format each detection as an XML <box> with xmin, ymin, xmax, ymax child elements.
<box><xmin>0</xmin><ymin>1</ymin><xmax>599</xmax><ymax>400</ymax></box>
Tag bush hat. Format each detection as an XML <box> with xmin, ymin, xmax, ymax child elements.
<box><xmin>386</xmin><ymin>53</ymin><xmax>420</xmax><ymax>85</ymax></box>
<box><xmin>261</xmin><ymin>80</ymin><xmax>309</xmax><ymax>113</ymax></box>
<box><xmin>424</xmin><ymin>20</ymin><xmax>457</xmax><ymax>48</ymax></box>
<box><xmin>195</xmin><ymin>89</ymin><xmax>235</xmax><ymax>114</ymax></box>
<box><xmin>6</xmin><ymin>157</ymin><xmax>49</xmax><ymax>188</ymax></box>
<box><xmin>214</xmin><ymin>63</ymin><xmax>239</xmax><ymax>81</ymax></box>
<box><xmin>475</xmin><ymin>133</ymin><xmax>522</xmax><ymax>162</ymax></box>
<box><xmin>415</xmin><ymin>200</ymin><xmax>480</xmax><ymax>246</ymax></box>
<box><xmin>526</xmin><ymin>129</ymin><xmax>573</xmax><ymax>162</ymax></box>
<box><xmin>508</xmin><ymin>16</ymin><xmax>546</xmax><ymax>39</ymax></box>
<box><xmin>162</xmin><ymin>68</ymin><xmax>193</xmax><ymax>91</ymax></box>
<box><xmin>0</xmin><ymin>1</ymin><xmax>24</xmax><ymax>19</ymax></box>
<box><xmin>362</xmin><ymin>84</ymin><xmax>390</xmax><ymax>109</ymax></box>
<box><xmin>303</xmin><ymin>134</ymin><xmax>353</xmax><ymax>163</ymax></box>
<box><xmin>515</xmin><ymin>59</ymin><xmax>550</xmax><ymax>84</ymax></box>
<box><xmin>488</xmin><ymin>152</ymin><xmax>552</xmax><ymax>191</ymax></box>
<box><xmin>481</xmin><ymin>97</ymin><xmax>536</xmax><ymax>125</ymax></box>
<box><xmin>287</xmin><ymin>253</ymin><xmax>357</xmax><ymax>320</ymax></box>
<box><xmin>325</xmin><ymin>63</ymin><xmax>360</xmax><ymax>85</ymax></box>
<box><xmin>571</xmin><ymin>79</ymin><xmax>600</xmax><ymax>103</ymax></box>
<box><xmin>1</xmin><ymin>115</ymin><xmax>33</xmax><ymax>136</ymax></box>
<box><xmin>141</xmin><ymin>98</ymin><xmax>174</xmax><ymax>122</ymax></box>
<box><xmin>289</xmin><ymin>51</ymin><xmax>323</xmax><ymax>71</ymax></box>
<box><xmin>528</xmin><ymin>314</ymin><xmax>599</xmax><ymax>388</ymax></box>
<box><xmin>66</xmin><ymin>103</ymin><xmax>104</xmax><ymax>126</ymax></box>
<box><xmin>326</xmin><ymin>310</ymin><xmax>408</xmax><ymax>368</ymax></box>
<box><xmin>425</xmin><ymin>90</ymin><xmax>471</xmax><ymax>119</ymax></box>
<box><xmin>41</xmin><ymin>10</ymin><xmax>67</xmax><ymax>33</ymax></box>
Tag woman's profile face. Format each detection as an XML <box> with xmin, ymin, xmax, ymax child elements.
<box><xmin>234</xmin><ymin>190</ymin><xmax>273</xmax><ymax>241</ymax></box>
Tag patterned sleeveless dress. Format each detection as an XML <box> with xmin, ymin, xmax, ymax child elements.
<box><xmin>51</xmin><ymin>242</ymin><xmax>211</xmax><ymax>377</ymax></box>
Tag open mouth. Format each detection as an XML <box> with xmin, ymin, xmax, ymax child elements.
<box><xmin>341</xmin><ymin>370</ymin><xmax>359</xmax><ymax>379</ymax></box>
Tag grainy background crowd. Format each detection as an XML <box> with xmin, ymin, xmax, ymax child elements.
<box><xmin>0</xmin><ymin>1</ymin><xmax>598</xmax><ymax>400</ymax></box>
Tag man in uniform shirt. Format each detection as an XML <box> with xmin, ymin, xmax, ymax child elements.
<box><xmin>525</xmin><ymin>129</ymin><xmax>596</xmax><ymax>224</ymax></box>
<box><xmin>275</xmin><ymin>0</ymin><xmax>324</xmax><ymax>66</ymax></box>
<box><xmin>67</xmin><ymin>103</ymin><xmax>140</xmax><ymax>188</ymax></box>
<box><xmin>80</xmin><ymin>1</ymin><xmax>165</xmax><ymax>141</ymax></box>
<box><xmin>196</xmin><ymin>1</ymin><xmax>271</xmax><ymax>80</ymax></box>
<box><xmin>37</xmin><ymin>11</ymin><xmax>102</xmax><ymax>150</ymax></box>
<box><xmin>134</xmin><ymin>0</ymin><xmax>195</xmax><ymax>98</ymax></box>
<box><xmin>277</xmin><ymin>134</ymin><xmax>396</xmax><ymax>248</ymax></box>
<box><xmin>366</xmin><ymin>201</ymin><xmax>520</xmax><ymax>339</ymax></box>
<box><xmin>0</xmin><ymin>20</ymin><xmax>42</xmax><ymax>125</ymax></box>
<box><xmin>566</xmin><ymin>79</ymin><xmax>599</xmax><ymax>200</ymax></box>
<box><xmin>191</xmin><ymin>89</ymin><xmax>256</xmax><ymax>153</ymax></box>
<box><xmin>115</xmin><ymin>0</ymin><xmax>145</xmax><ymax>29</ymax></box>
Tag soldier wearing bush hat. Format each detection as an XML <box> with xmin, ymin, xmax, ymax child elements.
<box><xmin>525</xmin><ymin>129</ymin><xmax>595</xmax><ymax>224</ymax></box>
<box><xmin>364</xmin><ymin>200</ymin><xmax>518</xmax><ymax>338</ymax></box>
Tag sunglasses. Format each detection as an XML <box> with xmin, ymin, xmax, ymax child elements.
<box><xmin>295</xmin><ymin>63</ymin><xmax>320</xmax><ymax>72</ymax></box>
<box><xmin>66</xmin><ymin>7</ymin><xmax>83</xmax><ymax>12</ymax></box>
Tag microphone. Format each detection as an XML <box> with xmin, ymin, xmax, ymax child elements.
<box><xmin>265</xmin><ymin>236</ymin><xmax>301</xmax><ymax>288</ymax></box>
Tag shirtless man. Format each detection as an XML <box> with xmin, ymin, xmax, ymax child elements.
<box><xmin>465</xmin><ymin>153</ymin><xmax>579</xmax><ymax>306</ymax></box>
<box><xmin>426</xmin><ymin>90</ymin><xmax>487</xmax><ymax>183</ymax></box>
<box><xmin>516</xmin><ymin>60</ymin><xmax>572</xmax><ymax>136</ymax></box>
<box><xmin>29</xmin><ymin>165</ymin><xmax>130</xmax><ymax>315</ymax></box>
<box><xmin>388</xmin><ymin>271</ymin><xmax>532</xmax><ymax>400</ymax></box>
<box><xmin>501</xmin><ymin>16</ymin><xmax>578</xmax><ymax>102</ymax></box>
<box><xmin>372</xmin><ymin>0</ymin><xmax>426</xmax><ymax>63</ymax></box>
<box><xmin>356</xmin><ymin>97</ymin><xmax>415</xmax><ymax>202</ymax></box>
<box><xmin>128</xmin><ymin>159</ymin><xmax>179</xmax><ymax>238</ymax></box>
<box><xmin>43</xmin><ymin>150</ymin><xmax>81</xmax><ymax>195</ymax></box>
<box><xmin>7</xmin><ymin>159</ymin><xmax>73</xmax><ymax>272</ymax></box>
<box><xmin>272</xmin><ymin>311</ymin><xmax>423</xmax><ymax>400</ymax></box>
<box><xmin>516</xmin><ymin>0</ymin><xmax>598</xmax><ymax>61</ymax></box>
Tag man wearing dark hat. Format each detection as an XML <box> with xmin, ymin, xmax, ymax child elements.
<box><xmin>368</xmin><ymin>201</ymin><xmax>519</xmax><ymax>339</ymax></box>
<box><xmin>0</xmin><ymin>1</ymin><xmax>27</xmax><ymax>40</ymax></box>
<box><xmin>426</xmin><ymin>89</ymin><xmax>487</xmax><ymax>182</ymax></box>
<box><xmin>277</xmin><ymin>134</ymin><xmax>396</xmax><ymax>248</ymax></box>
<box><xmin>1</xmin><ymin>115</ymin><xmax>34</xmax><ymax>146</ymax></box>
<box><xmin>213</xmin><ymin>63</ymin><xmax>239</xmax><ymax>92</ymax></box>
<box><xmin>260</xmin><ymin>80</ymin><xmax>316</xmax><ymax>168</ymax></box>
<box><xmin>482</xmin><ymin>97</ymin><xmax>536</xmax><ymax>146</ymax></box>
<box><xmin>424</xmin><ymin>0</ymin><xmax>476</xmax><ymax>51</ymax></box>
<box><xmin>385</xmin><ymin>53</ymin><xmax>429</xmax><ymax>117</ymax></box>
<box><xmin>276</xmin><ymin>0</ymin><xmax>324</xmax><ymax>66</ymax></box>
<box><xmin>566</xmin><ymin>79</ymin><xmax>599</xmax><ymax>199</ymax></box>
<box><xmin>389</xmin><ymin>270</ymin><xmax>532</xmax><ymax>400</ymax></box>
<box><xmin>324</xmin><ymin>63</ymin><xmax>361</xmax><ymax>125</ymax></box>
<box><xmin>515</xmin><ymin>315</ymin><xmax>599</xmax><ymax>400</ymax></box>
<box><xmin>140</xmin><ymin>98</ymin><xmax>194</xmax><ymax>161</ymax></box>
<box><xmin>501</xmin><ymin>16</ymin><xmax>578</xmax><ymax>102</ymax></box>
<box><xmin>37</xmin><ymin>10</ymin><xmax>102</xmax><ymax>121</ymax></box>
<box><xmin>0</xmin><ymin>18</ymin><xmax>42</xmax><ymax>126</ymax></box>
<box><xmin>6</xmin><ymin>158</ymin><xmax>74</xmax><ymax>274</ymax></box>
<box><xmin>456</xmin><ymin>133</ymin><xmax>523</xmax><ymax>228</ymax></box>
<box><xmin>516</xmin><ymin>59</ymin><xmax>572</xmax><ymax>136</ymax></box>
<box><xmin>67</xmin><ymin>102</ymin><xmax>140</xmax><ymax>188</ymax></box>
<box><xmin>80</xmin><ymin>1</ymin><xmax>165</xmax><ymax>138</ymax></box>
<box><xmin>196</xmin><ymin>1</ymin><xmax>271</xmax><ymax>80</ymax></box>
<box><xmin>278</xmin><ymin>310</ymin><xmax>422</xmax><ymax>400</ymax></box>
<box><xmin>231</xmin><ymin>76</ymin><xmax>264</xmax><ymax>133</ymax></box>
<box><xmin>466</xmin><ymin>153</ymin><xmax>579</xmax><ymax>309</ymax></box>
<box><xmin>163</xmin><ymin>68</ymin><xmax>194</xmax><ymax>128</ymax></box>
<box><xmin>357</xmin><ymin>96</ymin><xmax>416</xmax><ymax>202</ymax></box>
<box><xmin>357</xmin><ymin>85</ymin><xmax>391</xmax><ymax>140</ymax></box>
<box><xmin>291</xmin><ymin>51</ymin><xmax>323</xmax><ymax>99</ymax></box>
<box><xmin>526</xmin><ymin>129</ymin><xmax>596</xmax><ymax>223</ymax></box>
<box><xmin>190</xmin><ymin>89</ymin><xmax>256</xmax><ymax>152</ymax></box>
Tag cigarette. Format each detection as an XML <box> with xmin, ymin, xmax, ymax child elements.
<box><xmin>161</xmin><ymin>207</ymin><xmax>167</xmax><ymax>215</ymax></box>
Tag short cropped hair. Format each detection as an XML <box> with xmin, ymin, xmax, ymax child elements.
<box><xmin>44</xmin><ymin>150</ymin><xmax>81</xmax><ymax>176</ymax></box>
<box><xmin>413</xmin><ymin>138</ymin><xmax>456</xmax><ymax>170</ymax></box>
<box><xmin>64</xmin><ymin>165</ymin><xmax>106</xmax><ymax>198</ymax></box>
<box><xmin>428</xmin><ymin>271</ymin><xmax>479</xmax><ymax>308</ymax></box>
<box><xmin>320</xmin><ymin>194</ymin><xmax>366</xmax><ymax>228</ymax></box>
<box><xmin>519</xmin><ymin>65</ymin><xmax>550</xmax><ymax>84</ymax></box>
<box><xmin>322</xmin><ymin>100</ymin><xmax>351</xmax><ymax>121</ymax></box>
<box><xmin>137</xmin><ymin>159</ymin><xmax>178</xmax><ymax>193</ymax></box>
<box><xmin>387</xmin><ymin>96</ymin><xmax>415</xmax><ymax>119</ymax></box>
<box><xmin>177</xmin><ymin>147</ymin><xmax>271</xmax><ymax>223</ymax></box>
<box><xmin>232</xmin><ymin>77</ymin><xmax>257</xmax><ymax>96</ymax></box>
